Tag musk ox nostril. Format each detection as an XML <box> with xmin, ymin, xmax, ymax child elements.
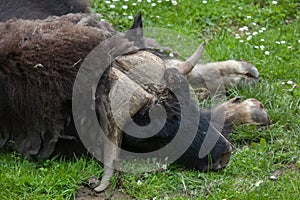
<box><xmin>213</xmin><ymin>151</ymin><xmax>231</xmax><ymax>170</ymax></box>
<box><xmin>212</xmin><ymin>140</ymin><xmax>232</xmax><ymax>171</ymax></box>
<box><xmin>221</xmin><ymin>141</ymin><xmax>232</xmax><ymax>165</ymax></box>
<box><xmin>221</xmin><ymin>151</ymin><xmax>231</xmax><ymax>166</ymax></box>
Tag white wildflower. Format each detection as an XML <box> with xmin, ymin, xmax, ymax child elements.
<box><xmin>246</xmin><ymin>32</ymin><xmax>251</xmax><ymax>35</ymax></box>
<box><xmin>138</xmin><ymin>0</ymin><xmax>142</xmax><ymax>2</ymax></box>
<box><xmin>247</xmin><ymin>36</ymin><xmax>252</xmax><ymax>40</ymax></box>
<box><xmin>265</xmin><ymin>51</ymin><xmax>270</xmax><ymax>55</ymax></box>
<box><xmin>252</xmin><ymin>22</ymin><xmax>257</xmax><ymax>26</ymax></box>
<box><xmin>156</xmin><ymin>15</ymin><xmax>161</xmax><ymax>18</ymax></box>
<box><xmin>239</xmin><ymin>26</ymin><xmax>248</xmax><ymax>32</ymax></box>
<box><xmin>281</xmin><ymin>82</ymin><xmax>285</xmax><ymax>85</ymax></box>
<box><xmin>247</xmin><ymin>16</ymin><xmax>251</xmax><ymax>19</ymax></box>
<box><xmin>137</xmin><ymin>180</ymin><xmax>142</xmax><ymax>186</ymax></box>
<box><xmin>147</xmin><ymin>0</ymin><xmax>151</xmax><ymax>2</ymax></box>
<box><xmin>122</xmin><ymin>5</ymin><xmax>128</xmax><ymax>9</ymax></box>
<box><xmin>261</xmin><ymin>27</ymin><xmax>267</xmax><ymax>31</ymax></box>
<box><xmin>162</xmin><ymin>164</ymin><xmax>167</xmax><ymax>170</ymax></box>
<box><xmin>272</xmin><ymin>1</ymin><xmax>278</xmax><ymax>5</ymax></box>
<box><xmin>132</xmin><ymin>2</ymin><xmax>137</xmax><ymax>5</ymax></box>
<box><xmin>105</xmin><ymin>1</ymin><xmax>111</xmax><ymax>4</ymax></box>
<box><xmin>172</xmin><ymin>0</ymin><xmax>178</xmax><ymax>5</ymax></box>
<box><xmin>275</xmin><ymin>41</ymin><xmax>281</xmax><ymax>44</ymax></box>
<box><xmin>298</xmin><ymin>39</ymin><xmax>300</xmax><ymax>43</ymax></box>
<box><xmin>255</xmin><ymin>180</ymin><xmax>264</xmax><ymax>187</ymax></box>
<box><xmin>239</xmin><ymin>40</ymin><xmax>244</xmax><ymax>43</ymax></box>
<box><xmin>128</xmin><ymin>15</ymin><xmax>133</xmax><ymax>19</ymax></box>
<box><xmin>252</xmin><ymin>31</ymin><xmax>258</xmax><ymax>36</ymax></box>
<box><xmin>281</xmin><ymin>40</ymin><xmax>286</xmax><ymax>44</ymax></box>
<box><xmin>254</xmin><ymin>46</ymin><xmax>259</xmax><ymax>49</ymax></box>
<box><xmin>259</xmin><ymin>30</ymin><xmax>263</xmax><ymax>33</ymax></box>
<box><xmin>270</xmin><ymin>175</ymin><xmax>278</xmax><ymax>180</ymax></box>
<box><xmin>124</xmin><ymin>0</ymin><xmax>128</xmax><ymax>1</ymax></box>
<box><xmin>109</xmin><ymin>4</ymin><xmax>115</xmax><ymax>8</ymax></box>
<box><xmin>158</xmin><ymin>0</ymin><xmax>162</xmax><ymax>2</ymax></box>
<box><xmin>260</xmin><ymin>39</ymin><xmax>265</xmax><ymax>42</ymax></box>
<box><xmin>202</xmin><ymin>0</ymin><xmax>207</xmax><ymax>3</ymax></box>
<box><xmin>288</xmin><ymin>46</ymin><xmax>293</xmax><ymax>49</ymax></box>
<box><xmin>287</xmin><ymin>80</ymin><xmax>293</xmax><ymax>85</ymax></box>
<box><xmin>260</xmin><ymin>45</ymin><xmax>265</xmax><ymax>50</ymax></box>
<box><xmin>169</xmin><ymin>52</ymin><xmax>174</xmax><ymax>57</ymax></box>
<box><xmin>151</xmin><ymin>2</ymin><xmax>156</xmax><ymax>6</ymax></box>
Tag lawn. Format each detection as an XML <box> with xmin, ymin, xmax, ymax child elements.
<box><xmin>0</xmin><ymin>0</ymin><xmax>299</xmax><ymax>199</ymax></box>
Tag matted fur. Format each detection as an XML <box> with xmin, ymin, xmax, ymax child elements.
<box><xmin>0</xmin><ymin>0</ymin><xmax>89</xmax><ymax>21</ymax></box>
<box><xmin>0</xmin><ymin>14</ymin><xmax>116</xmax><ymax>159</ymax></box>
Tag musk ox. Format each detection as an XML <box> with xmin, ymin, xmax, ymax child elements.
<box><xmin>0</xmin><ymin>12</ymin><xmax>269</xmax><ymax>192</ymax></box>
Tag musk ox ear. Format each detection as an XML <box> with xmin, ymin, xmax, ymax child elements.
<box><xmin>130</xmin><ymin>12</ymin><xmax>143</xmax><ymax>30</ymax></box>
<box><xmin>126</xmin><ymin>12</ymin><xmax>144</xmax><ymax>48</ymax></box>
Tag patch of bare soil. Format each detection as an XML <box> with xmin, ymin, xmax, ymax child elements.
<box><xmin>76</xmin><ymin>176</ymin><xmax>132</xmax><ymax>200</ymax></box>
<box><xmin>76</xmin><ymin>186</ymin><xmax>132</xmax><ymax>200</ymax></box>
<box><xmin>269</xmin><ymin>163</ymin><xmax>300</xmax><ymax>181</ymax></box>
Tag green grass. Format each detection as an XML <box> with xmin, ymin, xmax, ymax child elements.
<box><xmin>1</xmin><ymin>0</ymin><xmax>299</xmax><ymax>199</ymax></box>
<box><xmin>0</xmin><ymin>153</ymin><xmax>103</xmax><ymax>199</ymax></box>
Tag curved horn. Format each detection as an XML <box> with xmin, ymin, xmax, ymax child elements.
<box><xmin>177</xmin><ymin>42</ymin><xmax>206</xmax><ymax>75</ymax></box>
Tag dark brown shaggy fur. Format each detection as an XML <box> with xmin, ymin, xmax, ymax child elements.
<box><xmin>0</xmin><ymin>0</ymin><xmax>89</xmax><ymax>21</ymax></box>
<box><xmin>0</xmin><ymin>14</ymin><xmax>116</xmax><ymax>159</ymax></box>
